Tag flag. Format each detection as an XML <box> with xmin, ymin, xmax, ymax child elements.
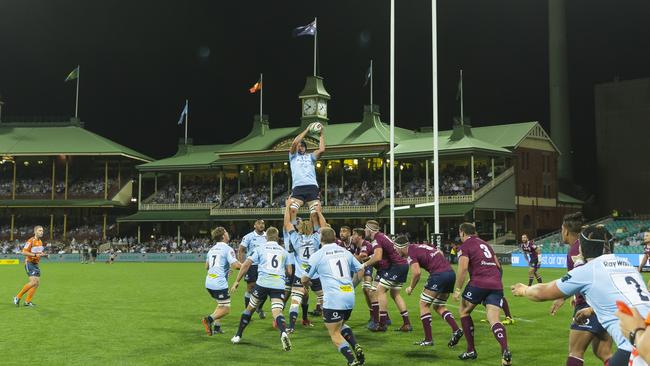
<box><xmin>363</xmin><ymin>65</ymin><xmax>372</xmax><ymax>87</ymax></box>
<box><xmin>65</xmin><ymin>66</ymin><xmax>79</xmax><ymax>82</ymax></box>
<box><xmin>292</xmin><ymin>20</ymin><xmax>316</xmax><ymax>37</ymax></box>
<box><xmin>249</xmin><ymin>79</ymin><xmax>262</xmax><ymax>94</ymax></box>
<box><xmin>177</xmin><ymin>101</ymin><xmax>188</xmax><ymax>125</ymax></box>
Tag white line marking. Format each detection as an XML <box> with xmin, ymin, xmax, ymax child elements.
<box><xmin>444</xmin><ymin>303</ymin><xmax>536</xmax><ymax>323</ymax></box>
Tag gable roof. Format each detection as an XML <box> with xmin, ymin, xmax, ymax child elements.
<box><xmin>138</xmin><ymin>144</ymin><xmax>227</xmax><ymax>171</ymax></box>
<box><xmin>0</xmin><ymin>122</ymin><xmax>152</xmax><ymax>162</ymax></box>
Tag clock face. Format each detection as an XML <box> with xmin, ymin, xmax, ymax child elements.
<box><xmin>317</xmin><ymin>100</ymin><xmax>327</xmax><ymax>117</ymax></box>
<box><xmin>303</xmin><ymin>98</ymin><xmax>317</xmax><ymax>116</ymax></box>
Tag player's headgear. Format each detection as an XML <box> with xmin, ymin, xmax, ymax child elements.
<box><xmin>365</xmin><ymin>220</ymin><xmax>380</xmax><ymax>232</ymax></box>
<box><xmin>579</xmin><ymin>224</ymin><xmax>612</xmax><ymax>260</ymax></box>
<box><xmin>394</xmin><ymin>235</ymin><xmax>409</xmax><ymax>248</ymax></box>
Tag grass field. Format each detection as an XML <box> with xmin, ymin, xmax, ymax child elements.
<box><xmin>2</xmin><ymin>262</ymin><xmax>644</xmax><ymax>365</ymax></box>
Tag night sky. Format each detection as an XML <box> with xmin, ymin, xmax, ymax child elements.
<box><xmin>1</xmin><ymin>0</ymin><xmax>649</xmax><ymax>194</ymax></box>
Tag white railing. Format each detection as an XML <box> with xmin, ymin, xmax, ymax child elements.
<box><xmin>140</xmin><ymin>203</ymin><xmax>216</xmax><ymax>211</ymax></box>
<box><xmin>210</xmin><ymin>204</ymin><xmax>381</xmax><ymax>216</ymax></box>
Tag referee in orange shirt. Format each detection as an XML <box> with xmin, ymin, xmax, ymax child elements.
<box><xmin>13</xmin><ymin>225</ymin><xmax>48</xmax><ymax>307</ymax></box>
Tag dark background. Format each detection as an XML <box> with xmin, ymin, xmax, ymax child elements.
<box><xmin>1</xmin><ymin>0</ymin><xmax>649</xmax><ymax>195</ymax></box>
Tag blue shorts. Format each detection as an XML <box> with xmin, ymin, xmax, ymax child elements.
<box><xmin>424</xmin><ymin>270</ymin><xmax>456</xmax><ymax>293</ymax></box>
<box><xmin>462</xmin><ymin>285</ymin><xmax>503</xmax><ymax>307</ymax></box>
<box><xmin>291</xmin><ymin>185</ymin><xmax>320</xmax><ymax>203</ymax></box>
<box><xmin>206</xmin><ymin>288</ymin><xmax>230</xmax><ymax>301</ymax></box>
<box><xmin>244</xmin><ymin>265</ymin><xmax>258</xmax><ymax>283</ymax></box>
<box><xmin>381</xmin><ymin>263</ymin><xmax>409</xmax><ymax>284</ymax></box>
<box><xmin>529</xmin><ymin>258</ymin><xmax>540</xmax><ymax>269</ymax></box>
<box><xmin>251</xmin><ymin>285</ymin><xmax>285</xmax><ymax>302</ymax></box>
<box><xmin>25</xmin><ymin>262</ymin><xmax>40</xmax><ymax>277</ymax></box>
<box><xmin>294</xmin><ymin>276</ymin><xmax>323</xmax><ymax>292</ymax></box>
<box><xmin>323</xmin><ymin>308</ymin><xmax>352</xmax><ymax>323</ymax></box>
<box><xmin>571</xmin><ymin>302</ymin><xmax>607</xmax><ymax>335</ymax></box>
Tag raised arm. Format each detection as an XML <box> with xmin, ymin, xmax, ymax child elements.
<box><xmin>290</xmin><ymin>127</ymin><xmax>310</xmax><ymax>154</ymax></box>
<box><xmin>313</xmin><ymin>129</ymin><xmax>325</xmax><ymax>160</ymax></box>
<box><xmin>283</xmin><ymin>199</ymin><xmax>294</xmax><ymax>233</ymax></box>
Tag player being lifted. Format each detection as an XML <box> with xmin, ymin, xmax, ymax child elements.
<box><xmin>549</xmin><ymin>212</ymin><xmax>613</xmax><ymax>366</ymax></box>
<box><xmin>201</xmin><ymin>227</ymin><xmax>242</xmax><ymax>335</ymax></box>
<box><xmin>512</xmin><ymin>224</ymin><xmax>650</xmax><ymax>366</ymax></box>
<box><xmin>230</xmin><ymin>227</ymin><xmax>294</xmax><ymax>350</ymax></box>
<box><xmin>361</xmin><ymin>220</ymin><xmax>412</xmax><ymax>332</ymax></box>
<box><xmin>302</xmin><ymin>227</ymin><xmax>366</xmax><ymax>366</ymax></box>
<box><xmin>520</xmin><ymin>233</ymin><xmax>543</xmax><ymax>286</ymax></box>
<box><xmin>283</xmin><ymin>198</ymin><xmax>326</xmax><ymax>332</ymax></box>
<box><xmin>238</xmin><ymin>219</ymin><xmax>267</xmax><ymax>319</ymax></box>
<box><xmin>287</xmin><ymin>123</ymin><xmax>325</xmax><ymax>229</ymax></box>
<box><xmin>452</xmin><ymin>222</ymin><xmax>511</xmax><ymax>365</ymax></box>
<box><xmin>397</xmin><ymin>236</ymin><xmax>463</xmax><ymax>348</ymax></box>
<box><xmin>14</xmin><ymin>225</ymin><xmax>48</xmax><ymax>307</ymax></box>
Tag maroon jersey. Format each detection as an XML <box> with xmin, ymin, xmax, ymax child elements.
<box><xmin>359</xmin><ymin>240</ymin><xmax>373</xmax><ymax>256</ymax></box>
<box><xmin>458</xmin><ymin>236</ymin><xmax>502</xmax><ymax>290</ymax></box>
<box><xmin>374</xmin><ymin>232</ymin><xmax>407</xmax><ymax>266</ymax></box>
<box><xmin>644</xmin><ymin>245</ymin><xmax>650</xmax><ymax>256</ymax></box>
<box><xmin>336</xmin><ymin>238</ymin><xmax>358</xmax><ymax>256</ymax></box>
<box><xmin>520</xmin><ymin>240</ymin><xmax>539</xmax><ymax>261</ymax></box>
<box><xmin>407</xmin><ymin>244</ymin><xmax>452</xmax><ymax>274</ymax></box>
<box><xmin>567</xmin><ymin>239</ymin><xmax>586</xmax><ymax>306</ymax></box>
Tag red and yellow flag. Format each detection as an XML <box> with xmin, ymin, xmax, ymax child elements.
<box><xmin>249</xmin><ymin>80</ymin><xmax>262</xmax><ymax>94</ymax></box>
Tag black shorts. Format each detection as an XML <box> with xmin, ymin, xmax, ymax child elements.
<box><xmin>251</xmin><ymin>285</ymin><xmax>285</xmax><ymax>302</ymax></box>
<box><xmin>25</xmin><ymin>262</ymin><xmax>40</xmax><ymax>277</ymax></box>
<box><xmin>244</xmin><ymin>265</ymin><xmax>259</xmax><ymax>283</ymax></box>
<box><xmin>424</xmin><ymin>270</ymin><xmax>456</xmax><ymax>293</ymax></box>
<box><xmin>206</xmin><ymin>288</ymin><xmax>230</xmax><ymax>301</ymax></box>
<box><xmin>323</xmin><ymin>308</ymin><xmax>352</xmax><ymax>323</ymax></box>
<box><xmin>285</xmin><ymin>273</ymin><xmax>294</xmax><ymax>288</ymax></box>
<box><xmin>374</xmin><ymin>269</ymin><xmax>385</xmax><ymax>283</ymax></box>
<box><xmin>294</xmin><ymin>277</ymin><xmax>323</xmax><ymax>292</ymax></box>
<box><xmin>380</xmin><ymin>263</ymin><xmax>409</xmax><ymax>284</ymax></box>
<box><xmin>571</xmin><ymin>302</ymin><xmax>607</xmax><ymax>335</ymax></box>
<box><xmin>363</xmin><ymin>266</ymin><xmax>373</xmax><ymax>277</ymax></box>
<box><xmin>291</xmin><ymin>185</ymin><xmax>320</xmax><ymax>203</ymax></box>
<box><xmin>462</xmin><ymin>285</ymin><xmax>503</xmax><ymax>307</ymax></box>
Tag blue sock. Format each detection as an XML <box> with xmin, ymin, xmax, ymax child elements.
<box><xmin>341</xmin><ymin>325</ymin><xmax>357</xmax><ymax>347</ymax></box>
<box><xmin>338</xmin><ymin>341</ymin><xmax>355</xmax><ymax>364</ymax></box>
<box><xmin>289</xmin><ymin>310</ymin><xmax>298</xmax><ymax>329</ymax></box>
<box><xmin>244</xmin><ymin>292</ymin><xmax>251</xmax><ymax>308</ymax></box>
<box><xmin>236</xmin><ymin>310</ymin><xmax>252</xmax><ymax>337</ymax></box>
<box><xmin>276</xmin><ymin>315</ymin><xmax>287</xmax><ymax>334</ymax></box>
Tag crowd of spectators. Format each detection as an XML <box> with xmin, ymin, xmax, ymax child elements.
<box><xmin>0</xmin><ymin>178</ymin><xmax>119</xmax><ymax>197</ymax></box>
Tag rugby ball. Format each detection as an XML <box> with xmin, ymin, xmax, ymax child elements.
<box><xmin>308</xmin><ymin>122</ymin><xmax>323</xmax><ymax>134</ymax></box>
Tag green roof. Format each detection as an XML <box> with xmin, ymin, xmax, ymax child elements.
<box><xmin>558</xmin><ymin>192</ymin><xmax>584</xmax><ymax>205</ymax></box>
<box><xmin>0</xmin><ymin>199</ymin><xmax>127</xmax><ymax>208</ymax></box>
<box><xmin>393</xmin><ymin>133</ymin><xmax>511</xmax><ymax>158</ymax></box>
<box><xmin>117</xmin><ymin>210</ymin><xmax>213</xmax><ymax>222</ymax></box>
<box><xmin>138</xmin><ymin>144</ymin><xmax>227</xmax><ymax>171</ymax></box>
<box><xmin>0</xmin><ymin>122</ymin><xmax>153</xmax><ymax>162</ymax></box>
<box><xmin>470</xmin><ymin>122</ymin><xmax>539</xmax><ymax>148</ymax></box>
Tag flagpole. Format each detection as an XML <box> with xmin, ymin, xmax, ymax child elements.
<box><xmin>389</xmin><ymin>0</ymin><xmax>395</xmax><ymax>235</ymax></box>
<box><xmin>75</xmin><ymin>65</ymin><xmax>80</xmax><ymax>119</ymax></box>
<box><xmin>460</xmin><ymin>69</ymin><xmax>464</xmax><ymax>125</ymax></box>
<box><xmin>370</xmin><ymin>59</ymin><xmax>374</xmax><ymax>106</ymax></box>
<box><xmin>313</xmin><ymin>17</ymin><xmax>317</xmax><ymax>76</ymax></box>
<box><xmin>260</xmin><ymin>73</ymin><xmax>264</xmax><ymax>123</ymax></box>
<box><xmin>184</xmin><ymin>99</ymin><xmax>188</xmax><ymax>145</ymax></box>
<box><xmin>432</xmin><ymin>0</ymin><xmax>440</xmax><ymax>234</ymax></box>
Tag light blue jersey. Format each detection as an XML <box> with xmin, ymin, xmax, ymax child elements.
<box><xmin>249</xmin><ymin>241</ymin><xmax>293</xmax><ymax>290</ymax></box>
<box><xmin>240</xmin><ymin>230</ymin><xmax>267</xmax><ymax>257</ymax></box>
<box><xmin>205</xmin><ymin>242</ymin><xmax>238</xmax><ymax>290</ymax></box>
<box><xmin>286</xmin><ymin>230</ymin><xmax>321</xmax><ymax>279</ymax></box>
<box><xmin>556</xmin><ymin>254</ymin><xmax>650</xmax><ymax>352</ymax></box>
<box><xmin>307</xmin><ymin>243</ymin><xmax>363</xmax><ymax>310</ymax></box>
<box><xmin>289</xmin><ymin>152</ymin><xmax>318</xmax><ymax>188</ymax></box>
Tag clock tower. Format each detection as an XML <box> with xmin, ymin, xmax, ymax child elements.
<box><xmin>298</xmin><ymin>75</ymin><xmax>330</xmax><ymax>128</ymax></box>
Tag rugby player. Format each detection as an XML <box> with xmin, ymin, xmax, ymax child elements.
<box><xmin>201</xmin><ymin>227</ymin><xmax>242</xmax><ymax>335</ymax></box>
<box><xmin>512</xmin><ymin>224</ymin><xmax>650</xmax><ymax>366</ymax></box>
<box><xmin>549</xmin><ymin>212</ymin><xmax>613</xmax><ymax>365</ymax></box>
<box><xmin>283</xmin><ymin>200</ymin><xmax>324</xmax><ymax>332</ymax></box>
<box><xmin>398</xmin><ymin>236</ymin><xmax>463</xmax><ymax>347</ymax></box>
<box><xmin>637</xmin><ymin>230</ymin><xmax>650</xmax><ymax>273</ymax></box>
<box><xmin>14</xmin><ymin>225</ymin><xmax>48</xmax><ymax>307</ymax></box>
<box><xmin>302</xmin><ymin>227</ymin><xmax>366</xmax><ymax>366</ymax></box>
<box><xmin>238</xmin><ymin>219</ymin><xmax>268</xmax><ymax>319</ymax></box>
<box><xmin>351</xmin><ymin>228</ymin><xmax>377</xmax><ymax>327</ymax></box>
<box><xmin>230</xmin><ymin>227</ymin><xmax>294</xmax><ymax>351</ymax></box>
<box><xmin>287</xmin><ymin>124</ymin><xmax>325</xmax><ymax>228</ymax></box>
<box><xmin>361</xmin><ymin>220</ymin><xmax>412</xmax><ymax>332</ymax></box>
<box><xmin>338</xmin><ymin>226</ymin><xmax>356</xmax><ymax>256</ymax></box>
<box><xmin>452</xmin><ymin>222</ymin><xmax>511</xmax><ymax>365</ymax></box>
<box><xmin>520</xmin><ymin>234</ymin><xmax>543</xmax><ymax>286</ymax></box>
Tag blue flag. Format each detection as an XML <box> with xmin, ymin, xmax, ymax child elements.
<box><xmin>177</xmin><ymin>101</ymin><xmax>188</xmax><ymax>125</ymax></box>
<box><xmin>292</xmin><ymin>20</ymin><xmax>316</xmax><ymax>37</ymax></box>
